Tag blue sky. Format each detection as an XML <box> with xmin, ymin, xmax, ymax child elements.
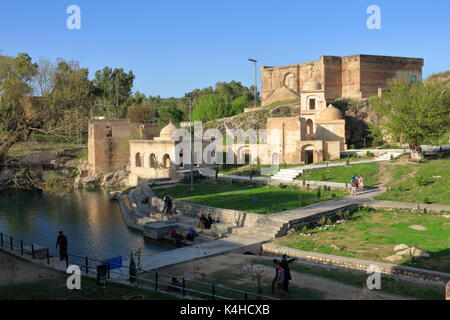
<box><xmin>0</xmin><ymin>0</ymin><xmax>449</xmax><ymax>98</ymax></box>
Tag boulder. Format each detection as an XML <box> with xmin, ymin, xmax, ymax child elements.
<box><xmin>409</xmin><ymin>225</ymin><xmax>428</xmax><ymax>231</ymax></box>
<box><xmin>385</xmin><ymin>255</ymin><xmax>403</xmax><ymax>263</ymax></box>
<box><xmin>82</xmin><ymin>176</ymin><xmax>99</xmax><ymax>189</ymax></box>
<box><xmin>394</xmin><ymin>244</ymin><xmax>409</xmax><ymax>252</ymax></box>
<box><xmin>396</xmin><ymin>247</ymin><xmax>430</xmax><ymax>258</ymax></box>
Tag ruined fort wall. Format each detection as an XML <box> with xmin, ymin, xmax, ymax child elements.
<box><xmin>322</xmin><ymin>56</ymin><xmax>343</xmax><ymax>100</ymax></box>
<box><xmin>358</xmin><ymin>55</ymin><xmax>424</xmax><ymax>98</ymax></box>
<box><xmin>341</xmin><ymin>55</ymin><xmax>362</xmax><ymax>99</ymax></box>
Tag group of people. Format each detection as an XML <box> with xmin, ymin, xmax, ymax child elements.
<box><xmin>198</xmin><ymin>214</ymin><xmax>214</xmax><ymax>230</ymax></box>
<box><xmin>272</xmin><ymin>255</ymin><xmax>296</xmax><ymax>298</ymax></box>
<box><xmin>351</xmin><ymin>174</ymin><xmax>365</xmax><ymax>196</ymax></box>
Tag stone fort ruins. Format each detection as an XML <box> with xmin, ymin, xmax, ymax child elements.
<box><xmin>261</xmin><ymin>54</ymin><xmax>424</xmax><ymax>106</ymax></box>
<box><xmin>87</xmin><ymin>54</ymin><xmax>424</xmax><ymax>186</ymax></box>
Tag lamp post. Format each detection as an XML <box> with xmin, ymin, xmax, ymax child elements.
<box><xmin>186</xmin><ymin>93</ymin><xmax>194</xmax><ymax>191</ymax></box>
<box><xmin>248</xmin><ymin>59</ymin><xmax>258</xmax><ymax>108</ymax></box>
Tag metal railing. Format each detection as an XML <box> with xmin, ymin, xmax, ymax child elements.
<box><xmin>0</xmin><ymin>232</ymin><xmax>278</xmax><ymax>300</ymax></box>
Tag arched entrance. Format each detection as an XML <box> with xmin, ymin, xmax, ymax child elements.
<box><xmin>301</xmin><ymin>145</ymin><xmax>319</xmax><ymax>164</ymax></box>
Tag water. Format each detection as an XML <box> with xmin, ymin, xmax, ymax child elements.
<box><xmin>0</xmin><ymin>190</ymin><xmax>173</xmax><ymax>261</ymax></box>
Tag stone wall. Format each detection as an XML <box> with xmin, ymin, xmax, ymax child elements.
<box><xmin>261</xmin><ymin>54</ymin><xmax>424</xmax><ymax>106</ymax></box>
<box><xmin>263</xmin><ymin>243</ymin><xmax>450</xmax><ymax>284</ymax></box>
<box><xmin>88</xmin><ymin>119</ymin><xmax>159</xmax><ymax>175</ymax></box>
<box><xmin>151</xmin><ymin>197</ymin><xmax>263</xmax><ymax>229</ymax></box>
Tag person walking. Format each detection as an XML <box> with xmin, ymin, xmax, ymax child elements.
<box><xmin>273</xmin><ymin>260</ymin><xmax>286</xmax><ymax>298</ymax></box>
<box><xmin>56</xmin><ymin>231</ymin><xmax>68</xmax><ymax>261</ymax></box>
<box><xmin>351</xmin><ymin>177</ymin><xmax>358</xmax><ymax>196</ymax></box>
<box><xmin>280</xmin><ymin>254</ymin><xmax>296</xmax><ymax>292</ymax></box>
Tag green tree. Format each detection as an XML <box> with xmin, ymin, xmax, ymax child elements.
<box><xmin>0</xmin><ymin>53</ymin><xmax>39</xmax><ymax>163</ymax></box>
<box><xmin>127</xmin><ymin>104</ymin><xmax>151</xmax><ymax>123</ymax></box>
<box><xmin>157</xmin><ymin>106</ymin><xmax>184</xmax><ymax>126</ymax></box>
<box><xmin>192</xmin><ymin>94</ymin><xmax>230</xmax><ymax>121</ymax></box>
<box><xmin>370</xmin><ymin>79</ymin><xmax>450</xmax><ymax>161</ymax></box>
<box><xmin>93</xmin><ymin>66</ymin><xmax>135</xmax><ymax>117</ymax></box>
<box><xmin>230</xmin><ymin>95</ymin><xmax>249</xmax><ymax>114</ymax></box>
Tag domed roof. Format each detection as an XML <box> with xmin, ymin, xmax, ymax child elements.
<box><xmin>319</xmin><ymin>105</ymin><xmax>343</xmax><ymax>121</ymax></box>
<box><xmin>302</xmin><ymin>80</ymin><xmax>322</xmax><ymax>91</ymax></box>
<box><xmin>159</xmin><ymin>120</ymin><xmax>178</xmax><ymax>137</ymax></box>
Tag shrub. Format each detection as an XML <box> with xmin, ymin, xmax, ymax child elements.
<box><xmin>423</xmin><ymin>197</ymin><xmax>431</xmax><ymax>204</ymax></box>
<box><xmin>317</xmin><ymin>187</ymin><xmax>322</xmax><ymax>199</ymax></box>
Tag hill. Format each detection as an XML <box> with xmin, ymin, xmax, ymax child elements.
<box><xmin>426</xmin><ymin>70</ymin><xmax>450</xmax><ymax>86</ymax></box>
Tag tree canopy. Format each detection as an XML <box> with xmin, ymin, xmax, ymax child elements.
<box><xmin>370</xmin><ymin>79</ymin><xmax>450</xmax><ymax>159</ymax></box>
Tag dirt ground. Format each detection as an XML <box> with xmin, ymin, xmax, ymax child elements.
<box><xmin>159</xmin><ymin>254</ymin><xmax>411</xmax><ymax>300</ymax></box>
<box><xmin>376</xmin><ymin>158</ymin><xmax>418</xmax><ymax>187</ymax></box>
<box><xmin>0</xmin><ymin>250</ymin><xmax>61</xmax><ymax>286</ymax></box>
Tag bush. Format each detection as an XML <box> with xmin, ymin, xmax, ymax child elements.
<box><xmin>415</xmin><ymin>176</ymin><xmax>434</xmax><ymax>186</ymax></box>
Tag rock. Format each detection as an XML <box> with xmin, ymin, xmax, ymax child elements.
<box><xmin>443</xmin><ymin>215</ymin><xmax>450</xmax><ymax>219</ymax></box>
<box><xmin>0</xmin><ymin>170</ymin><xmax>14</xmax><ymax>184</ymax></box>
<box><xmin>102</xmin><ymin>172</ymin><xmax>114</xmax><ymax>183</ymax></box>
<box><xmin>269</xmin><ymin>106</ymin><xmax>291</xmax><ymax>116</ymax></box>
<box><xmin>396</xmin><ymin>249</ymin><xmax>412</xmax><ymax>256</ymax></box>
<box><xmin>396</xmin><ymin>247</ymin><xmax>430</xmax><ymax>258</ymax></box>
<box><xmin>82</xmin><ymin>176</ymin><xmax>99</xmax><ymax>189</ymax></box>
<box><xmin>409</xmin><ymin>225</ymin><xmax>427</xmax><ymax>231</ymax></box>
<box><xmin>385</xmin><ymin>255</ymin><xmax>403</xmax><ymax>263</ymax></box>
<box><xmin>409</xmin><ymin>247</ymin><xmax>430</xmax><ymax>258</ymax></box>
<box><xmin>394</xmin><ymin>244</ymin><xmax>409</xmax><ymax>252</ymax></box>
<box><xmin>330</xmin><ymin>245</ymin><xmax>340</xmax><ymax>250</ymax></box>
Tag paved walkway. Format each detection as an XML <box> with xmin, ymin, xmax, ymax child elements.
<box><xmin>272</xmin><ymin>188</ymin><xmax>385</xmax><ymax>222</ymax></box>
<box><xmin>137</xmin><ymin>234</ymin><xmax>269</xmax><ymax>270</ymax></box>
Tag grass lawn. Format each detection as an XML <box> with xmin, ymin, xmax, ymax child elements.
<box><xmin>299</xmin><ymin>162</ymin><xmax>380</xmax><ymax>186</ymax></box>
<box><xmin>274</xmin><ymin>208</ymin><xmax>450</xmax><ymax>273</ymax></box>
<box><xmin>9</xmin><ymin>141</ymin><xmax>84</xmax><ymax>157</ymax></box>
<box><xmin>0</xmin><ymin>274</ymin><xmax>177</xmax><ymax>300</ymax></box>
<box><xmin>376</xmin><ymin>159</ymin><xmax>450</xmax><ymax>205</ymax></box>
<box><xmin>254</xmin><ymin>259</ymin><xmax>444</xmax><ymax>300</ymax></box>
<box><xmin>160</xmin><ymin>255</ymin><xmax>444</xmax><ymax>300</ymax></box>
<box><xmin>153</xmin><ymin>182</ymin><xmax>347</xmax><ymax>214</ymax></box>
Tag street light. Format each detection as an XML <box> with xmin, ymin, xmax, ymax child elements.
<box><xmin>248</xmin><ymin>58</ymin><xmax>258</xmax><ymax>108</ymax></box>
<box><xmin>185</xmin><ymin>93</ymin><xmax>194</xmax><ymax>191</ymax></box>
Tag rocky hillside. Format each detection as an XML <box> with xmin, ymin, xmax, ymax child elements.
<box><xmin>204</xmin><ymin>99</ymin><xmax>377</xmax><ymax>148</ymax></box>
<box><xmin>426</xmin><ymin>70</ymin><xmax>450</xmax><ymax>87</ymax></box>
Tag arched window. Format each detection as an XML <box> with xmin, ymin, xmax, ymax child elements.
<box><xmin>135</xmin><ymin>153</ymin><xmax>142</xmax><ymax>168</ymax></box>
<box><xmin>149</xmin><ymin>154</ymin><xmax>157</xmax><ymax>168</ymax></box>
<box><xmin>163</xmin><ymin>154</ymin><xmax>171</xmax><ymax>168</ymax></box>
<box><xmin>306</xmin><ymin>119</ymin><xmax>314</xmax><ymax>135</ymax></box>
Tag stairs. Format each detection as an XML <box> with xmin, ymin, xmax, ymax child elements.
<box><xmin>375</xmin><ymin>151</ymin><xmax>404</xmax><ymax>161</ymax></box>
<box><xmin>271</xmin><ymin>168</ymin><xmax>303</xmax><ymax>182</ymax></box>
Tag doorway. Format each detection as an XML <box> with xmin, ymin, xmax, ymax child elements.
<box><xmin>305</xmin><ymin>150</ymin><xmax>314</xmax><ymax>164</ymax></box>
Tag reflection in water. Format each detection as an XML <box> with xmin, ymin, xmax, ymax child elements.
<box><xmin>0</xmin><ymin>190</ymin><xmax>173</xmax><ymax>260</ymax></box>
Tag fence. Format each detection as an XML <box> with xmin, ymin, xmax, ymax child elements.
<box><xmin>0</xmin><ymin>232</ymin><xmax>278</xmax><ymax>300</ymax></box>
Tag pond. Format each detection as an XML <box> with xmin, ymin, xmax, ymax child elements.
<box><xmin>0</xmin><ymin>190</ymin><xmax>173</xmax><ymax>261</ymax></box>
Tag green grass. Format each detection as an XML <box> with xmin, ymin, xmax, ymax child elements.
<box><xmin>376</xmin><ymin>159</ymin><xmax>450</xmax><ymax>204</ymax></box>
<box><xmin>254</xmin><ymin>259</ymin><xmax>444</xmax><ymax>300</ymax></box>
<box><xmin>9</xmin><ymin>141</ymin><xmax>83</xmax><ymax>157</ymax></box>
<box><xmin>299</xmin><ymin>162</ymin><xmax>380</xmax><ymax>186</ymax></box>
<box><xmin>275</xmin><ymin>208</ymin><xmax>450</xmax><ymax>272</ymax></box>
<box><xmin>0</xmin><ymin>274</ymin><xmax>177</xmax><ymax>300</ymax></box>
<box><xmin>154</xmin><ymin>182</ymin><xmax>347</xmax><ymax>214</ymax></box>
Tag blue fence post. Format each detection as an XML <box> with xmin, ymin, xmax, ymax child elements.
<box><xmin>10</xmin><ymin>236</ymin><xmax>13</xmax><ymax>251</ymax></box>
<box><xmin>85</xmin><ymin>257</ymin><xmax>89</xmax><ymax>274</ymax></box>
<box><xmin>31</xmin><ymin>245</ymin><xmax>35</xmax><ymax>260</ymax></box>
<box><xmin>21</xmin><ymin>241</ymin><xmax>24</xmax><ymax>255</ymax></box>
<box><xmin>0</xmin><ymin>233</ymin><xmax>3</xmax><ymax>247</ymax></box>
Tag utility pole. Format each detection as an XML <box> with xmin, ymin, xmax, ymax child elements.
<box><xmin>248</xmin><ymin>59</ymin><xmax>258</xmax><ymax>108</ymax></box>
<box><xmin>186</xmin><ymin>93</ymin><xmax>194</xmax><ymax>191</ymax></box>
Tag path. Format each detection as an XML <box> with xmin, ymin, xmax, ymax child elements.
<box><xmin>365</xmin><ymin>199</ymin><xmax>450</xmax><ymax>213</ymax></box>
<box><xmin>137</xmin><ymin>234</ymin><xmax>270</xmax><ymax>270</ymax></box>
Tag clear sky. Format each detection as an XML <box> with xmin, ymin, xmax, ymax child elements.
<box><xmin>1</xmin><ymin>0</ymin><xmax>449</xmax><ymax>98</ymax></box>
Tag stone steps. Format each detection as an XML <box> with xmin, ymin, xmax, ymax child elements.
<box><xmin>271</xmin><ymin>168</ymin><xmax>304</xmax><ymax>182</ymax></box>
